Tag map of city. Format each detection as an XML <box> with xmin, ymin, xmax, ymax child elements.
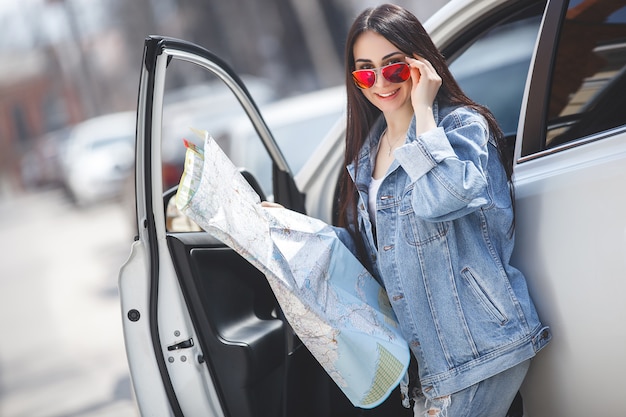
<box><xmin>176</xmin><ymin>131</ymin><xmax>410</xmax><ymax>408</ymax></box>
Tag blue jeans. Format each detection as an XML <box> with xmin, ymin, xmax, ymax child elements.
<box><xmin>413</xmin><ymin>360</ymin><xmax>531</xmax><ymax>417</ymax></box>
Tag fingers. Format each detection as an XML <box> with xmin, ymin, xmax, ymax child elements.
<box><xmin>405</xmin><ymin>56</ymin><xmax>422</xmax><ymax>84</ymax></box>
<box><xmin>405</xmin><ymin>56</ymin><xmax>441</xmax><ymax>85</ymax></box>
<box><xmin>404</xmin><ymin>55</ymin><xmax>442</xmax><ymax>108</ymax></box>
<box><xmin>261</xmin><ymin>201</ymin><xmax>285</xmax><ymax>209</ymax></box>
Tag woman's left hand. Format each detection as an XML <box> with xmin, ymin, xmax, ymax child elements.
<box><xmin>261</xmin><ymin>201</ymin><xmax>284</xmax><ymax>209</ymax></box>
<box><xmin>405</xmin><ymin>56</ymin><xmax>440</xmax><ymax>134</ymax></box>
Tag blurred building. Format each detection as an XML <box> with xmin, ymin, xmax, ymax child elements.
<box><xmin>0</xmin><ymin>0</ymin><xmax>449</xmax><ymax>196</ymax></box>
<box><xmin>0</xmin><ymin>47</ymin><xmax>82</xmax><ymax>193</ymax></box>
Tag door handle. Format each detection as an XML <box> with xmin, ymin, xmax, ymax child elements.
<box><xmin>167</xmin><ymin>338</ymin><xmax>194</xmax><ymax>351</ymax></box>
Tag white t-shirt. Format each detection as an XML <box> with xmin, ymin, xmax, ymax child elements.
<box><xmin>368</xmin><ymin>176</ymin><xmax>383</xmax><ymax>223</ymax></box>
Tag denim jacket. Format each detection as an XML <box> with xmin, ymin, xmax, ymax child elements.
<box><xmin>345</xmin><ymin>101</ymin><xmax>551</xmax><ymax>399</ymax></box>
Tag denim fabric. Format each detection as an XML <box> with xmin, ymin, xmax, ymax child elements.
<box><xmin>413</xmin><ymin>360</ymin><xmax>531</xmax><ymax>417</ymax></box>
<box><xmin>345</xmin><ymin>101</ymin><xmax>551</xmax><ymax>399</ymax></box>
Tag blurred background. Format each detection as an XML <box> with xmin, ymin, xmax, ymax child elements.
<box><xmin>0</xmin><ymin>0</ymin><xmax>448</xmax><ymax>415</ymax></box>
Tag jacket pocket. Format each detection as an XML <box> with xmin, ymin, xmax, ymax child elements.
<box><xmin>461</xmin><ymin>267</ymin><xmax>508</xmax><ymax>325</ymax></box>
<box><xmin>399</xmin><ymin>187</ymin><xmax>448</xmax><ymax>246</ymax></box>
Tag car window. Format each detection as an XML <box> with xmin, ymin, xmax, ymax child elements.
<box><xmin>158</xmin><ymin>59</ymin><xmax>342</xmax><ymax>232</ymax></box>
<box><xmin>272</xmin><ymin>111</ymin><xmax>343</xmax><ymax>177</ymax></box>
<box><xmin>545</xmin><ymin>0</ymin><xmax>626</xmax><ymax>148</ymax></box>
<box><xmin>158</xmin><ymin>60</ymin><xmax>278</xmax><ymax>232</ymax></box>
<box><xmin>222</xmin><ymin>107</ymin><xmax>343</xmax><ymax>199</ymax></box>
<box><xmin>160</xmin><ymin>63</ymin><xmax>277</xmax><ymax>194</ymax></box>
<box><xmin>449</xmin><ymin>7</ymin><xmax>544</xmax><ymax>137</ymax></box>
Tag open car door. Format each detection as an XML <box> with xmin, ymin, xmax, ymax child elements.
<box><xmin>119</xmin><ymin>36</ymin><xmax>409</xmax><ymax>417</ymax></box>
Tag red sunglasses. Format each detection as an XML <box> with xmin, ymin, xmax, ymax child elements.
<box><xmin>352</xmin><ymin>62</ymin><xmax>411</xmax><ymax>89</ymax></box>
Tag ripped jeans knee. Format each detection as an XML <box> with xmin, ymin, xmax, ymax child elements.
<box><xmin>401</xmin><ymin>367</ymin><xmax>452</xmax><ymax>417</ymax></box>
<box><xmin>410</xmin><ymin>359</ymin><xmax>531</xmax><ymax>417</ymax></box>
<box><xmin>413</xmin><ymin>394</ymin><xmax>451</xmax><ymax>417</ymax></box>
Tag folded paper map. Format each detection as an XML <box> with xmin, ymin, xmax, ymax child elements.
<box><xmin>175</xmin><ymin>130</ymin><xmax>410</xmax><ymax>408</ymax></box>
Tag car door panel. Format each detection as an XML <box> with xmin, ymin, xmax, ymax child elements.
<box><xmin>119</xmin><ymin>240</ymin><xmax>178</xmax><ymax>416</ymax></box>
<box><xmin>514</xmin><ymin>130</ymin><xmax>626</xmax><ymax>417</ymax></box>
<box><xmin>166</xmin><ymin>231</ymin><xmax>393</xmax><ymax>417</ymax></box>
<box><xmin>513</xmin><ymin>0</ymin><xmax>626</xmax><ymax>414</ymax></box>
<box><xmin>167</xmin><ymin>233</ymin><xmax>286</xmax><ymax>417</ymax></box>
<box><xmin>124</xmin><ymin>36</ymin><xmax>303</xmax><ymax>417</ymax></box>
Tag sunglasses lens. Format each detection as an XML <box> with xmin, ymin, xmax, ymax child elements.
<box><xmin>382</xmin><ymin>63</ymin><xmax>410</xmax><ymax>83</ymax></box>
<box><xmin>352</xmin><ymin>63</ymin><xmax>410</xmax><ymax>89</ymax></box>
<box><xmin>352</xmin><ymin>70</ymin><xmax>376</xmax><ymax>89</ymax></box>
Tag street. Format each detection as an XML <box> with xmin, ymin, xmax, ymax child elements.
<box><xmin>0</xmin><ymin>189</ymin><xmax>139</xmax><ymax>417</ymax></box>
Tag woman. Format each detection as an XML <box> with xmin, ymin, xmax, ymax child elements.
<box><xmin>337</xmin><ymin>4</ymin><xmax>551</xmax><ymax>416</ymax></box>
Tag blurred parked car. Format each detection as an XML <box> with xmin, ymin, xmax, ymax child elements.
<box><xmin>61</xmin><ymin>111</ymin><xmax>135</xmax><ymax>206</ymax></box>
<box><xmin>120</xmin><ymin>1</ymin><xmax>626</xmax><ymax>416</ymax></box>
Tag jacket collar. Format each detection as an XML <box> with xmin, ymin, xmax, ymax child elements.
<box><xmin>347</xmin><ymin>100</ymin><xmax>441</xmax><ymax>182</ymax></box>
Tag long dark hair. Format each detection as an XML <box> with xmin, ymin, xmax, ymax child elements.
<box><xmin>337</xmin><ymin>4</ymin><xmax>513</xmax><ymax>236</ymax></box>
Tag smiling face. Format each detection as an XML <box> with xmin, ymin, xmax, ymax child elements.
<box><xmin>352</xmin><ymin>31</ymin><xmax>413</xmax><ymax>116</ymax></box>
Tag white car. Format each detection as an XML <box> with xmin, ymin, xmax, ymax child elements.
<box><xmin>119</xmin><ymin>0</ymin><xmax>626</xmax><ymax>415</ymax></box>
<box><xmin>61</xmin><ymin>111</ymin><xmax>135</xmax><ymax>205</ymax></box>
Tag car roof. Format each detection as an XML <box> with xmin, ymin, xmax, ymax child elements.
<box><xmin>69</xmin><ymin>111</ymin><xmax>136</xmax><ymax>141</ymax></box>
<box><xmin>426</xmin><ymin>0</ymin><xmax>512</xmax><ymax>46</ymax></box>
<box><xmin>226</xmin><ymin>85</ymin><xmax>346</xmax><ymax>137</ymax></box>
